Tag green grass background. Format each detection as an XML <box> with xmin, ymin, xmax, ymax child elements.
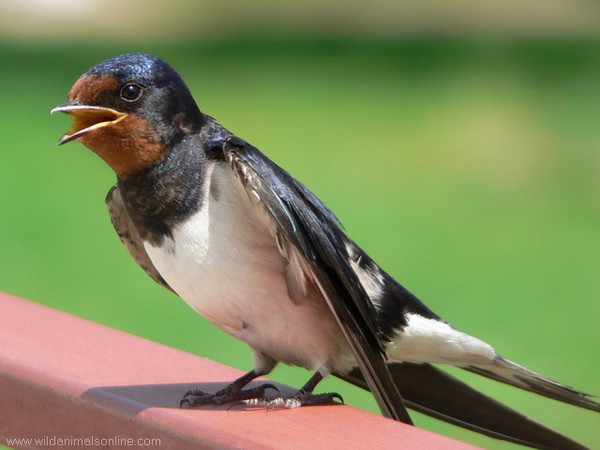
<box><xmin>1</xmin><ymin>38</ymin><xmax>598</xmax><ymax>448</ymax></box>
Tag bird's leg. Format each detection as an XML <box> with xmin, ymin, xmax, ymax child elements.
<box><xmin>180</xmin><ymin>369</ymin><xmax>278</xmax><ymax>408</ymax></box>
<box><xmin>245</xmin><ymin>371</ymin><xmax>344</xmax><ymax>409</ymax></box>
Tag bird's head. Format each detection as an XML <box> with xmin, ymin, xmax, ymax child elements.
<box><xmin>52</xmin><ymin>53</ymin><xmax>204</xmax><ymax>178</ymax></box>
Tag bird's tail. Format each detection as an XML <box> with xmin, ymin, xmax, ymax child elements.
<box><xmin>338</xmin><ymin>362</ymin><xmax>592</xmax><ymax>449</ymax></box>
<box><xmin>462</xmin><ymin>354</ymin><xmax>600</xmax><ymax>412</ymax></box>
<box><xmin>384</xmin><ymin>312</ymin><xmax>599</xmax><ymax>412</ymax></box>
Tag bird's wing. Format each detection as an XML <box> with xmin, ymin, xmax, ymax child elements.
<box><xmin>340</xmin><ymin>363</ymin><xmax>587</xmax><ymax>450</ymax></box>
<box><xmin>222</xmin><ymin>136</ymin><xmax>411</xmax><ymax>424</ymax></box>
<box><xmin>105</xmin><ymin>185</ymin><xmax>174</xmax><ymax>292</ymax></box>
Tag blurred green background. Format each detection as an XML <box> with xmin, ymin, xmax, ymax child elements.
<box><xmin>1</xmin><ymin>1</ymin><xmax>599</xmax><ymax>449</ymax></box>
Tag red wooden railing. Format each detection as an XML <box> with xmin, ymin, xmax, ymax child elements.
<box><xmin>0</xmin><ymin>292</ymin><xmax>475</xmax><ymax>449</ymax></box>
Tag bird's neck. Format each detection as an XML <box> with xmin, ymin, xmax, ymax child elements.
<box><xmin>116</xmin><ymin>133</ymin><xmax>207</xmax><ymax>247</ymax></box>
<box><xmin>116</xmin><ymin>120</ymin><xmax>232</xmax><ymax>247</ymax></box>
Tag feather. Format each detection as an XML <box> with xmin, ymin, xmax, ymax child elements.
<box><xmin>105</xmin><ymin>185</ymin><xmax>173</xmax><ymax>291</ymax></box>
<box><xmin>223</xmin><ymin>136</ymin><xmax>412</xmax><ymax>424</ymax></box>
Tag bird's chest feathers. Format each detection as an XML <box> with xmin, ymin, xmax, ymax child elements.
<box><xmin>138</xmin><ymin>162</ymin><xmax>350</xmax><ymax>371</ymax></box>
<box><xmin>143</xmin><ymin>164</ymin><xmax>287</xmax><ymax>337</ymax></box>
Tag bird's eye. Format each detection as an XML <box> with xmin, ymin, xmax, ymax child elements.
<box><xmin>120</xmin><ymin>83</ymin><xmax>144</xmax><ymax>102</ymax></box>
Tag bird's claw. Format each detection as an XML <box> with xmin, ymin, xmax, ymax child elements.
<box><xmin>180</xmin><ymin>383</ymin><xmax>279</xmax><ymax>408</ymax></box>
<box><xmin>180</xmin><ymin>389</ymin><xmax>212</xmax><ymax>408</ymax></box>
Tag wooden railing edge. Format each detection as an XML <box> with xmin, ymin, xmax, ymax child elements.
<box><xmin>0</xmin><ymin>291</ymin><xmax>476</xmax><ymax>449</ymax></box>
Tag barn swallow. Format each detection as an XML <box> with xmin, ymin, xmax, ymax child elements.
<box><xmin>52</xmin><ymin>53</ymin><xmax>598</xmax><ymax>449</ymax></box>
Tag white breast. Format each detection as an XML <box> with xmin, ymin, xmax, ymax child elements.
<box><xmin>143</xmin><ymin>162</ymin><xmax>351</xmax><ymax>373</ymax></box>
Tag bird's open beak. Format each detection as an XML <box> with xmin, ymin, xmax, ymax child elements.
<box><xmin>51</xmin><ymin>103</ymin><xmax>127</xmax><ymax>145</ymax></box>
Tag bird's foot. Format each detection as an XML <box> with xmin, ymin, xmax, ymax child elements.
<box><xmin>180</xmin><ymin>383</ymin><xmax>279</xmax><ymax>408</ymax></box>
<box><xmin>244</xmin><ymin>391</ymin><xmax>344</xmax><ymax>410</ymax></box>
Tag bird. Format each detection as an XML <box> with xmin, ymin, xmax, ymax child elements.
<box><xmin>51</xmin><ymin>53</ymin><xmax>598</xmax><ymax>449</ymax></box>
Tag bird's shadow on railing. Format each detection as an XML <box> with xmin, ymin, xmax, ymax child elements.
<box><xmin>81</xmin><ymin>381</ymin><xmax>296</xmax><ymax>415</ymax></box>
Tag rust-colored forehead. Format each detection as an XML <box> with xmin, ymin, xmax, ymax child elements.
<box><xmin>68</xmin><ymin>74</ymin><xmax>119</xmax><ymax>104</ymax></box>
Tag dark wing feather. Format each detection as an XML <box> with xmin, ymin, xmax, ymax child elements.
<box><xmin>339</xmin><ymin>364</ymin><xmax>587</xmax><ymax>450</ymax></box>
<box><xmin>222</xmin><ymin>136</ymin><xmax>411</xmax><ymax>424</ymax></box>
<box><xmin>105</xmin><ymin>185</ymin><xmax>173</xmax><ymax>292</ymax></box>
